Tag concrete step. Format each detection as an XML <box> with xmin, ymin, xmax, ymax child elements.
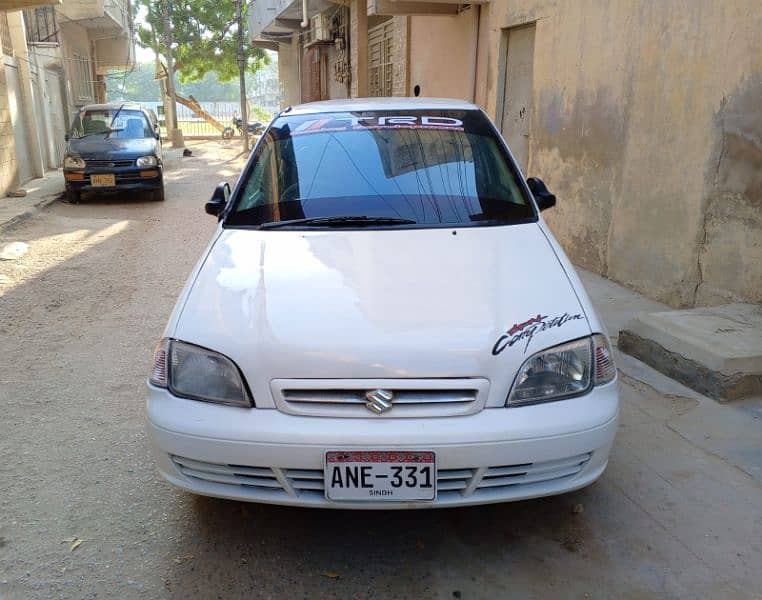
<box><xmin>619</xmin><ymin>303</ymin><xmax>762</xmax><ymax>402</ymax></box>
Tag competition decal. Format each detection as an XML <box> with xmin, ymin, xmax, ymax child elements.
<box><xmin>492</xmin><ymin>313</ymin><xmax>585</xmax><ymax>355</ymax></box>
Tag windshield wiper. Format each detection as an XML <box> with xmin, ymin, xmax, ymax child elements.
<box><xmin>259</xmin><ymin>216</ymin><xmax>417</xmax><ymax>230</ymax></box>
<box><xmin>106</xmin><ymin>103</ymin><xmax>126</xmax><ymax>138</ymax></box>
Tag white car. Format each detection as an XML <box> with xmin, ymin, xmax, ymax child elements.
<box><xmin>147</xmin><ymin>98</ymin><xmax>618</xmax><ymax>509</ymax></box>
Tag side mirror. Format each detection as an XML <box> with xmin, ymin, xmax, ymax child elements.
<box><xmin>155</xmin><ymin>130</ymin><xmax>160</xmax><ymax>140</ymax></box>
<box><xmin>527</xmin><ymin>177</ymin><xmax>556</xmax><ymax>211</ymax></box>
<box><xmin>205</xmin><ymin>182</ymin><xmax>231</xmax><ymax>218</ymax></box>
<box><xmin>64</xmin><ymin>133</ymin><xmax>69</xmax><ymax>142</ymax></box>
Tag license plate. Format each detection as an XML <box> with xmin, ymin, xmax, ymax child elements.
<box><xmin>91</xmin><ymin>174</ymin><xmax>115</xmax><ymax>187</ymax></box>
<box><xmin>325</xmin><ymin>451</ymin><xmax>436</xmax><ymax>501</ymax></box>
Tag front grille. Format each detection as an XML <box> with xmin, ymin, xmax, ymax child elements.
<box><xmin>116</xmin><ymin>172</ymin><xmax>151</xmax><ymax>183</ymax></box>
<box><xmin>86</xmin><ymin>159</ymin><xmax>134</xmax><ymax>168</ymax></box>
<box><xmin>437</xmin><ymin>453</ymin><xmax>592</xmax><ymax>493</ymax></box>
<box><xmin>273</xmin><ymin>379</ymin><xmax>488</xmax><ymax>418</ymax></box>
<box><xmin>170</xmin><ymin>452</ymin><xmax>592</xmax><ymax>500</ymax></box>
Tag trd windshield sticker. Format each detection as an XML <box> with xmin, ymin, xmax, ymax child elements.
<box><xmin>290</xmin><ymin>115</ymin><xmax>464</xmax><ymax>136</ymax></box>
<box><xmin>492</xmin><ymin>313</ymin><xmax>584</xmax><ymax>355</ymax></box>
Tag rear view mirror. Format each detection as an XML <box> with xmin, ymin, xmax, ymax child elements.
<box><xmin>527</xmin><ymin>177</ymin><xmax>556</xmax><ymax>211</ymax></box>
<box><xmin>205</xmin><ymin>182</ymin><xmax>231</xmax><ymax>219</ymax></box>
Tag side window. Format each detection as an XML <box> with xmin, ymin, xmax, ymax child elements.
<box><xmin>238</xmin><ymin>138</ymin><xmax>276</xmax><ymax>211</ymax></box>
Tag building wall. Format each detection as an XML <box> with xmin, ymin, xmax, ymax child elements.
<box><xmin>479</xmin><ymin>0</ymin><xmax>761</xmax><ymax>307</ymax></box>
<box><xmin>389</xmin><ymin>16</ymin><xmax>407</xmax><ymax>96</ymax></box>
<box><xmin>408</xmin><ymin>9</ymin><xmax>478</xmax><ymax>101</ymax></box>
<box><xmin>59</xmin><ymin>20</ymin><xmax>95</xmax><ymax>116</ymax></box>
<box><xmin>0</xmin><ymin>13</ymin><xmax>18</xmax><ymax>196</ymax></box>
<box><xmin>8</xmin><ymin>10</ymin><xmax>44</xmax><ymax>180</ymax></box>
<box><xmin>277</xmin><ymin>35</ymin><xmax>301</xmax><ymax>108</ymax></box>
<box><xmin>349</xmin><ymin>0</ymin><xmax>367</xmax><ymax>97</ymax></box>
<box><xmin>57</xmin><ymin>0</ymin><xmax>105</xmax><ymax>23</ymax></box>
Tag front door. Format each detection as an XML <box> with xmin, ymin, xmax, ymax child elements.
<box><xmin>368</xmin><ymin>20</ymin><xmax>394</xmax><ymax>97</ymax></box>
<box><xmin>45</xmin><ymin>68</ymin><xmax>68</xmax><ymax>167</ymax></box>
<box><xmin>500</xmin><ymin>24</ymin><xmax>536</xmax><ymax>173</ymax></box>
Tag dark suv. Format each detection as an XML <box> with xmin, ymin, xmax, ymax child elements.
<box><xmin>63</xmin><ymin>103</ymin><xmax>164</xmax><ymax>203</ymax></box>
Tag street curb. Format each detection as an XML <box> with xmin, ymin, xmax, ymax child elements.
<box><xmin>618</xmin><ymin>329</ymin><xmax>762</xmax><ymax>403</ymax></box>
<box><xmin>0</xmin><ymin>193</ymin><xmax>62</xmax><ymax>234</ymax></box>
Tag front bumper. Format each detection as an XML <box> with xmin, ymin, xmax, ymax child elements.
<box><xmin>146</xmin><ymin>381</ymin><xmax>619</xmax><ymax>509</ymax></box>
<box><xmin>64</xmin><ymin>168</ymin><xmax>162</xmax><ymax>192</ymax></box>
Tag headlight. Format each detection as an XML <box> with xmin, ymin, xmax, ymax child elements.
<box><xmin>149</xmin><ymin>339</ymin><xmax>252</xmax><ymax>407</ymax></box>
<box><xmin>136</xmin><ymin>155</ymin><xmax>158</xmax><ymax>167</ymax></box>
<box><xmin>63</xmin><ymin>156</ymin><xmax>85</xmax><ymax>169</ymax></box>
<box><xmin>506</xmin><ymin>334</ymin><xmax>615</xmax><ymax>406</ymax></box>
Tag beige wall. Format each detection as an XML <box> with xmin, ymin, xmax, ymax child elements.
<box><xmin>0</xmin><ymin>13</ymin><xmax>18</xmax><ymax>196</ymax></box>
<box><xmin>57</xmin><ymin>0</ymin><xmax>104</xmax><ymax>22</ymax></box>
<box><xmin>350</xmin><ymin>0</ymin><xmax>368</xmax><ymax>97</ymax></box>
<box><xmin>59</xmin><ymin>20</ymin><xmax>95</xmax><ymax>114</ymax></box>
<box><xmin>408</xmin><ymin>8</ymin><xmax>478</xmax><ymax>101</ymax></box>
<box><xmin>8</xmin><ymin>10</ymin><xmax>44</xmax><ymax>179</ymax></box>
<box><xmin>478</xmin><ymin>0</ymin><xmax>761</xmax><ymax>307</ymax></box>
<box><xmin>277</xmin><ymin>35</ymin><xmax>301</xmax><ymax>109</ymax></box>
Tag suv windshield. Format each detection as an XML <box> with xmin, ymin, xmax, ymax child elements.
<box><xmin>69</xmin><ymin>109</ymin><xmax>153</xmax><ymax>140</ymax></box>
<box><xmin>226</xmin><ymin>109</ymin><xmax>535</xmax><ymax>228</ymax></box>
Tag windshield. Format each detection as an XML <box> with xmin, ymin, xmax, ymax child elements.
<box><xmin>69</xmin><ymin>109</ymin><xmax>153</xmax><ymax>139</ymax></box>
<box><xmin>226</xmin><ymin>109</ymin><xmax>534</xmax><ymax>228</ymax></box>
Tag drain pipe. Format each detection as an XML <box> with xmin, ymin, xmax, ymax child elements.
<box><xmin>301</xmin><ymin>0</ymin><xmax>309</xmax><ymax>28</ymax></box>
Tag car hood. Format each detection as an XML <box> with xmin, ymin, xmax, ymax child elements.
<box><xmin>67</xmin><ymin>136</ymin><xmax>156</xmax><ymax>160</ymax></box>
<box><xmin>173</xmin><ymin>224</ymin><xmax>592</xmax><ymax>405</ymax></box>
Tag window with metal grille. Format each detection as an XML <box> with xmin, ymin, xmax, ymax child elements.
<box><xmin>23</xmin><ymin>7</ymin><xmax>59</xmax><ymax>44</ymax></box>
<box><xmin>0</xmin><ymin>12</ymin><xmax>12</xmax><ymax>56</ymax></box>
<box><xmin>74</xmin><ymin>54</ymin><xmax>93</xmax><ymax>101</ymax></box>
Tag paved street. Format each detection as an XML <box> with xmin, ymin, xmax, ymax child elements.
<box><xmin>0</xmin><ymin>142</ymin><xmax>760</xmax><ymax>599</ymax></box>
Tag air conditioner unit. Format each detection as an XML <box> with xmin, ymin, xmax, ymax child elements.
<box><xmin>309</xmin><ymin>14</ymin><xmax>332</xmax><ymax>42</ymax></box>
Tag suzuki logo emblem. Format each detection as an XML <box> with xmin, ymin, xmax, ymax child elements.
<box><xmin>365</xmin><ymin>389</ymin><xmax>394</xmax><ymax>414</ymax></box>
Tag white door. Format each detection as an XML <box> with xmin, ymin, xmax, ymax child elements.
<box><xmin>45</xmin><ymin>69</ymin><xmax>67</xmax><ymax>167</ymax></box>
<box><xmin>5</xmin><ymin>63</ymin><xmax>34</xmax><ymax>184</ymax></box>
<box><xmin>30</xmin><ymin>77</ymin><xmax>48</xmax><ymax>168</ymax></box>
<box><xmin>500</xmin><ymin>24</ymin><xmax>536</xmax><ymax>173</ymax></box>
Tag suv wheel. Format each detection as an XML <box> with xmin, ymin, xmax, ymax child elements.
<box><xmin>65</xmin><ymin>189</ymin><xmax>81</xmax><ymax>204</ymax></box>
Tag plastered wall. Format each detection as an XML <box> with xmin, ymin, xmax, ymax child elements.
<box><xmin>479</xmin><ymin>0</ymin><xmax>761</xmax><ymax>307</ymax></box>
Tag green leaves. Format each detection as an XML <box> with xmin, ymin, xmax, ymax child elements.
<box><xmin>134</xmin><ymin>0</ymin><xmax>269</xmax><ymax>83</ymax></box>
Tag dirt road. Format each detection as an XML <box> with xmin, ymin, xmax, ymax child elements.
<box><xmin>0</xmin><ymin>142</ymin><xmax>759</xmax><ymax>599</ymax></box>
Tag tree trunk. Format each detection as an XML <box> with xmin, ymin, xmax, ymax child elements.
<box><xmin>236</xmin><ymin>0</ymin><xmax>249</xmax><ymax>152</ymax></box>
<box><xmin>162</xmin><ymin>0</ymin><xmax>184</xmax><ymax>148</ymax></box>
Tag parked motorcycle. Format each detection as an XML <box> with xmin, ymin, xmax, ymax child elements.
<box><xmin>222</xmin><ymin>116</ymin><xmax>265</xmax><ymax>139</ymax></box>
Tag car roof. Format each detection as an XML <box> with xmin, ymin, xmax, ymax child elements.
<box><xmin>284</xmin><ymin>97</ymin><xmax>481</xmax><ymax>116</ymax></box>
<box><xmin>79</xmin><ymin>103</ymin><xmax>146</xmax><ymax>112</ymax></box>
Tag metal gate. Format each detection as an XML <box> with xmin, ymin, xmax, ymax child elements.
<box><xmin>369</xmin><ymin>20</ymin><xmax>394</xmax><ymax>97</ymax></box>
<box><xmin>5</xmin><ymin>63</ymin><xmax>34</xmax><ymax>184</ymax></box>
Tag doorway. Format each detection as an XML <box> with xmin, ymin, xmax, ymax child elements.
<box><xmin>499</xmin><ymin>23</ymin><xmax>536</xmax><ymax>173</ymax></box>
<box><xmin>368</xmin><ymin>19</ymin><xmax>394</xmax><ymax>97</ymax></box>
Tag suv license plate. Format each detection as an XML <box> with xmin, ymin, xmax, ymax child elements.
<box><xmin>91</xmin><ymin>174</ymin><xmax>115</xmax><ymax>187</ymax></box>
<box><xmin>325</xmin><ymin>451</ymin><xmax>436</xmax><ymax>501</ymax></box>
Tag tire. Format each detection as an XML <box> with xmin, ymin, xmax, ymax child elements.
<box><xmin>151</xmin><ymin>185</ymin><xmax>165</xmax><ymax>202</ymax></box>
<box><xmin>65</xmin><ymin>188</ymin><xmax>81</xmax><ymax>204</ymax></box>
